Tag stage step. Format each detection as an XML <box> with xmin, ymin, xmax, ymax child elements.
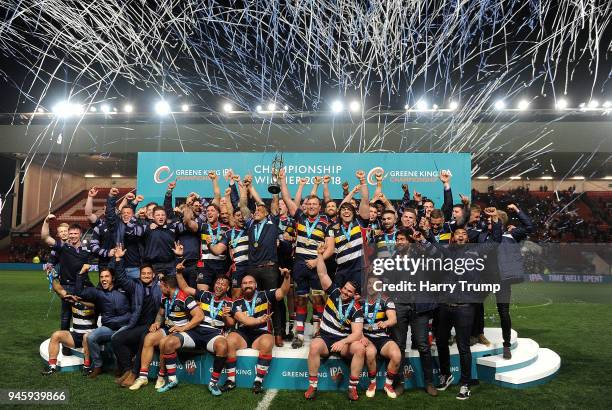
<box><xmin>494</xmin><ymin>348</ymin><xmax>561</xmax><ymax>389</ymax></box>
<box><xmin>476</xmin><ymin>338</ymin><xmax>540</xmax><ymax>382</ymax></box>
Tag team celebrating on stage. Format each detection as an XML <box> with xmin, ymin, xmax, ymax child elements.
<box><xmin>40</xmin><ymin>166</ymin><xmax>533</xmax><ymax>401</ymax></box>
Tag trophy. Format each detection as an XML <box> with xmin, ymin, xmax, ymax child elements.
<box><xmin>267</xmin><ymin>153</ymin><xmax>284</xmax><ymax>194</ymax></box>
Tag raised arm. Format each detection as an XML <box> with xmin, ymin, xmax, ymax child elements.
<box><xmin>310</xmin><ymin>176</ymin><xmax>322</xmax><ymax>197</ymax></box>
<box><xmin>294</xmin><ymin>177</ymin><xmax>307</xmax><ymax>208</ymax></box>
<box><xmin>223</xmin><ymin>188</ymin><xmax>235</xmax><ymax>227</ymax></box>
<box><xmin>322</xmin><ymin>175</ymin><xmax>333</xmax><ymax>204</ymax></box>
<box><xmin>84</xmin><ymin>187</ymin><xmax>98</xmax><ymax>224</ymax></box>
<box><xmin>279</xmin><ymin>168</ymin><xmax>299</xmax><ymax>217</ymax></box>
<box><xmin>357</xmin><ymin>170</ymin><xmax>370</xmax><ymax>220</ymax></box>
<box><xmin>340</xmin><ymin>185</ymin><xmax>360</xmax><ymax>206</ymax></box>
<box><xmin>270</xmin><ymin>194</ymin><xmax>279</xmax><ymax>216</ymax></box>
<box><xmin>175</xmin><ymin>263</ymin><xmax>196</xmax><ymax>297</ymax></box>
<box><xmin>238</xmin><ymin>178</ymin><xmax>252</xmax><ymax>220</ymax></box>
<box><xmin>373</xmin><ymin>170</ymin><xmax>383</xmax><ymax>199</ymax></box>
<box><xmin>182</xmin><ymin>205</ymin><xmax>199</xmax><ymax>233</ymax></box>
<box><xmin>274</xmin><ymin>268</ymin><xmax>292</xmax><ymax>301</ymax></box>
<box><xmin>209</xmin><ymin>171</ymin><xmax>221</xmax><ymax>207</ymax></box>
<box><xmin>164</xmin><ymin>181</ymin><xmax>177</xmax><ymax>220</ymax></box>
<box><xmin>439</xmin><ymin>170</ymin><xmax>453</xmax><ymax>221</ymax></box>
<box><xmin>41</xmin><ymin>214</ymin><xmax>57</xmax><ymax>246</ymax></box>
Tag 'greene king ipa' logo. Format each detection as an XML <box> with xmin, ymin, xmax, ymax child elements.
<box><xmin>185</xmin><ymin>359</ymin><xmax>197</xmax><ymax>375</ymax></box>
<box><xmin>154</xmin><ymin>165</ymin><xmax>174</xmax><ymax>184</ymax></box>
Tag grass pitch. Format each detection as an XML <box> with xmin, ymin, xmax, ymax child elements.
<box><xmin>0</xmin><ymin>270</ymin><xmax>610</xmax><ymax>409</ymax></box>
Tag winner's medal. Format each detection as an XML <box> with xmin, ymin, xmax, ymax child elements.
<box><xmin>364</xmin><ymin>295</ymin><xmax>381</xmax><ymax>331</ymax></box>
<box><xmin>252</xmin><ymin>220</ymin><xmax>265</xmax><ymax>250</ymax></box>
<box><xmin>336</xmin><ymin>295</ymin><xmax>355</xmax><ymax>325</ymax></box>
<box><xmin>164</xmin><ymin>289</ymin><xmax>179</xmax><ymax>327</ymax></box>
<box><xmin>305</xmin><ymin>216</ymin><xmax>320</xmax><ymax>247</ymax></box>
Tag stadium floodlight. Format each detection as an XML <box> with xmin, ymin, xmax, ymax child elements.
<box><xmin>349</xmin><ymin>100</ymin><xmax>361</xmax><ymax>112</ymax></box>
<box><xmin>181</xmin><ymin>104</ymin><xmax>189</xmax><ymax>112</ymax></box>
<box><xmin>494</xmin><ymin>100</ymin><xmax>506</xmax><ymax>110</ymax></box>
<box><xmin>267</xmin><ymin>103</ymin><xmax>276</xmax><ymax>111</ymax></box>
<box><xmin>100</xmin><ymin>104</ymin><xmax>111</xmax><ymax>114</ymax></box>
<box><xmin>331</xmin><ymin>100</ymin><xmax>344</xmax><ymax>113</ymax></box>
<box><xmin>432</xmin><ymin>104</ymin><xmax>439</xmax><ymax>110</ymax></box>
<box><xmin>415</xmin><ymin>100</ymin><xmax>428</xmax><ymax>111</ymax></box>
<box><xmin>37</xmin><ymin>107</ymin><xmax>45</xmax><ymax>113</ymax></box>
<box><xmin>604</xmin><ymin>176</ymin><xmax>612</xmax><ymax>180</ymax></box>
<box><xmin>517</xmin><ymin>100</ymin><xmax>529</xmax><ymax>110</ymax></box>
<box><xmin>90</xmin><ymin>106</ymin><xmax>97</xmax><ymax>112</ymax></box>
<box><xmin>124</xmin><ymin>104</ymin><xmax>133</xmax><ymax>113</ymax></box>
<box><xmin>555</xmin><ymin>99</ymin><xmax>568</xmax><ymax>110</ymax></box>
<box><xmin>448</xmin><ymin>101</ymin><xmax>459</xmax><ymax>111</ymax></box>
<box><xmin>588</xmin><ymin>100</ymin><xmax>599</xmax><ymax>109</ymax></box>
<box><xmin>155</xmin><ymin>100</ymin><xmax>171</xmax><ymax>115</ymax></box>
<box><xmin>404</xmin><ymin>104</ymin><xmax>410</xmax><ymax>110</ymax></box>
<box><xmin>111</xmin><ymin>174</ymin><xmax>122</xmax><ymax>178</ymax></box>
<box><xmin>603</xmin><ymin>101</ymin><xmax>611</xmax><ymax>108</ymax></box>
<box><xmin>52</xmin><ymin>101</ymin><xmax>83</xmax><ymax>118</ymax></box>
<box><xmin>283</xmin><ymin>105</ymin><xmax>289</xmax><ymax>111</ymax></box>
<box><xmin>256</xmin><ymin>105</ymin><xmax>262</xmax><ymax>112</ymax></box>
<box><xmin>223</xmin><ymin>103</ymin><xmax>233</xmax><ymax>113</ymax></box>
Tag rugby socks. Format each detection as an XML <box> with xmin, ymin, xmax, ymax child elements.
<box><xmin>210</xmin><ymin>355</ymin><xmax>226</xmax><ymax>385</ymax></box>
<box><xmin>349</xmin><ymin>376</ymin><xmax>359</xmax><ymax>390</ymax></box>
<box><xmin>48</xmin><ymin>358</ymin><xmax>57</xmax><ymax>369</ymax></box>
<box><xmin>254</xmin><ymin>354</ymin><xmax>272</xmax><ymax>383</ymax></box>
<box><xmin>313</xmin><ymin>304</ymin><xmax>325</xmax><ymax>324</ymax></box>
<box><xmin>295</xmin><ymin>305</ymin><xmax>307</xmax><ymax>338</ymax></box>
<box><xmin>385</xmin><ymin>370</ymin><xmax>396</xmax><ymax>386</ymax></box>
<box><xmin>368</xmin><ymin>370</ymin><xmax>377</xmax><ymax>384</ymax></box>
<box><xmin>308</xmin><ymin>375</ymin><xmax>318</xmax><ymax>389</ymax></box>
<box><xmin>139</xmin><ymin>367</ymin><xmax>149</xmax><ymax>379</ymax></box>
<box><xmin>158</xmin><ymin>367</ymin><xmax>166</xmax><ymax>378</ymax></box>
<box><xmin>83</xmin><ymin>358</ymin><xmax>91</xmax><ymax>368</ymax></box>
<box><xmin>163</xmin><ymin>353</ymin><xmax>178</xmax><ymax>382</ymax></box>
<box><xmin>225</xmin><ymin>357</ymin><xmax>237</xmax><ymax>383</ymax></box>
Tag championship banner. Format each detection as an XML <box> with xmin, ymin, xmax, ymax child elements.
<box><xmin>137</xmin><ymin>152</ymin><xmax>471</xmax><ymax>206</ymax></box>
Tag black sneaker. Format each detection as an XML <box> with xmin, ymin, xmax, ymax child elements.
<box><xmin>435</xmin><ymin>374</ymin><xmax>454</xmax><ymax>391</ymax></box>
<box><xmin>456</xmin><ymin>384</ymin><xmax>471</xmax><ymax>400</ymax></box>
<box><xmin>291</xmin><ymin>336</ymin><xmax>304</xmax><ymax>349</ymax></box>
<box><xmin>41</xmin><ymin>366</ymin><xmax>58</xmax><ymax>376</ymax></box>
<box><xmin>220</xmin><ymin>380</ymin><xmax>236</xmax><ymax>392</ymax></box>
<box><xmin>82</xmin><ymin>366</ymin><xmax>93</xmax><ymax>377</ymax></box>
<box><xmin>503</xmin><ymin>346</ymin><xmax>512</xmax><ymax>360</ymax></box>
<box><xmin>252</xmin><ymin>381</ymin><xmax>264</xmax><ymax>394</ymax></box>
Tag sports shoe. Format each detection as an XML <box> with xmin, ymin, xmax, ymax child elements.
<box><xmin>208</xmin><ymin>382</ymin><xmax>222</xmax><ymax>396</ymax></box>
<box><xmin>366</xmin><ymin>381</ymin><xmax>376</xmax><ymax>398</ymax></box>
<box><xmin>503</xmin><ymin>346</ymin><xmax>512</xmax><ymax>360</ymax></box>
<box><xmin>478</xmin><ymin>334</ymin><xmax>491</xmax><ymax>346</ymax></box>
<box><xmin>129</xmin><ymin>377</ymin><xmax>148</xmax><ymax>391</ymax></box>
<box><xmin>304</xmin><ymin>385</ymin><xmax>317</xmax><ymax>400</ymax></box>
<box><xmin>220</xmin><ymin>380</ymin><xmax>236</xmax><ymax>392</ymax></box>
<box><xmin>291</xmin><ymin>335</ymin><xmax>304</xmax><ymax>349</ymax></box>
<box><xmin>426</xmin><ymin>384</ymin><xmax>438</xmax><ymax>397</ymax></box>
<box><xmin>435</xmin><ymin>374</ymin><xmax>454</xmax><ymax>391</ymax></box>
<box><xmin>383</xmin><ymin>383</ymin><xmax>397</xmax><ymax>399</ymax></box>
<box><xmin>121</xmin><ymin>372</ymin><xmax>137</xmax><ymax>387</ymax></box>
<box><xmin>456</xmin><ymin>384</ymin><xmax>471</xmax><ymax>400</ymax></box>
<box><xmin>155</xmin><ymin>376</ymin><xmax>166</xmax><ymax>389</ymax></box>
<box><xmin>469</xmin><ymin>336</ymin><xmax>477</xmax><ymax>346</ymax></box>
<box><xmin>82</xmin><ymin>366</ymin><xmax>92</xmax><ymax>377</ymax></box>
<box><xmin>157</xmin><ymin>379</ymin><xmax>179</xmax><ymax>393</ymax></box>
<box><xmin>347</xmin><ymin>386</ymin><xmax>359</xmax><ymax>401</ymax></box>
<box><xmin>115</xmin><ymin>370</ymin><xmax>132</xmax><ymax>384</ymax></box>
<box><xmin>252</xmin><ymin>381</ymin><xmax>264</xmax><ymax>394</ymax></box>
<box><xmin>41</xmin><ymin>366</ymin><xmax>58</xmax><ymax>376</ymax></box>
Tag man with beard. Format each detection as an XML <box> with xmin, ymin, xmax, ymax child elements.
<box><xmin>426</xmin><ymin>209</ymin><xmax>452</xmax><ymax>244</ymax></box>
<box><xmin>42</xmin><ymin>222</ymin><xmax>92</xmax><ymax>331</ymax></box>
<box><xmin>185</xmin><ymin>202</ymin><xmax>230</xmax><ymax>291</ymax></box>
<box><xmin>165</xmin><ymin>181</ymin><xmax>204</xmax><ymax>287</ymax></box>
<box><xmin>176</xmin><ymin>261</ymin><xmax>233</xmax><ymax>395</ymax></box>
<box><xmin>279</xmin><ymin>168</ymin><xmax>335</xmax><ymax>348</ymax></box>
<box><xmin>361</xmin><ymin>276</ymin><xmax>401</xmax><ymax>399</ymax></box>
<box><xmin>372</xmin><ymin>210</ymin><xmax>399</xmax><ymax>258</ymax></box>
<box><xmin>89</xmin><ymin>188</ymin><xmax>121</xmax><ymax>271</ymax></box>
<box><xmin>429</xmin><ymin>213</ymin><xmax>501</xmax><ymax>401</ymax></box>
<box><xmin>75</xmin><ymin>262</ymin><xmax>132</xmax><ymax>379</ymax></box>
<box><xmin>305</xmin><ymin>246</ymin><xmax>365</xmax><ymax>401</ymax></box>
<box><xmin>107</xmin><ymin>192</ymin><xmax>142</xmax><ymax>280</ymax></box>
<box><xmin>109</xmin><ymin>245</ymin><xmax>162</xmax><ymax>387</ymax></box>
<box><xmin>225</xmin><ymin>271</ymin><xmax>291</xmax><ymax>394</ymax></box>
<box><xmin>126</xmin><ymin>206</ymin><xmax>181</xmax><ymax>275</ymax></box>
<box><xmin>129</xmin><ymin>274</ymin><xmax>204</xmax><ymax>392</ymax></box>
<box><xmin>41</xmin><ymin>269</ymin><xmax>97</xmax><ymax>376</ymax></box>
<box><xmin>389</xmin><ymin>229</ymin><xmax>439</xmax><ymax>397</ymax></box>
